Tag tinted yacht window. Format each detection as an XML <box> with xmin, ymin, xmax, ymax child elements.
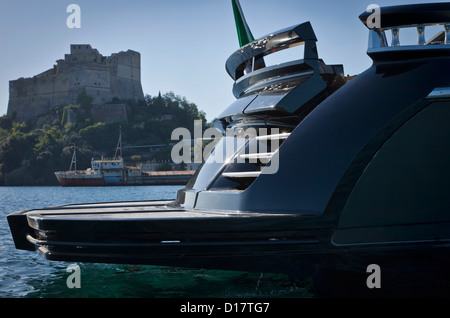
<box><xmin>338</xmin><ymin>101</ymin><xmax>450</xmax><ymax>230</ymax></box>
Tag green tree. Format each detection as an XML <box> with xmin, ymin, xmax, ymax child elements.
<box><xmin>0</xmin><ymin>115</ymin><xmax>13</xmax><ymax>130</ymax></box>
<box><xmin>0</xmin><ymin>134</ymin><xmax>36</xmax><ymax>173</ymax></box>
<box><xmin>34</xmin><ymin>127</ymin><xmax>65</xmax><ymax>155</ymax></box>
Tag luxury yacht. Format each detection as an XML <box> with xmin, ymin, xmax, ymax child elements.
<box><xmin>8</xmin><ymin>3</ymin><xmax>450</xmax><ymax>296</ymax></box>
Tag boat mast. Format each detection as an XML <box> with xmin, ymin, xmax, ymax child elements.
<box><xmin>114</xmin><ymin>126</ymin><xmax>122</xmax><ymax>160</ymax></box>
<box><xmin>69</xmin><ymin>148</ymin><xmax>77</xmax><ymax>171</ymax></box>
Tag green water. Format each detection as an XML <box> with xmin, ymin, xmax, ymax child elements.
<box><xmin>0</xmin><ymin>186</ymin><xmax>313</xmax><ymax>298</ymax></box>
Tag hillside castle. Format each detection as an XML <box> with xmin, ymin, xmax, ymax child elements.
<box><xmin>7</xmin><ymin>44</ymin><xmax>144</xmax><ymax>122</ymax></box>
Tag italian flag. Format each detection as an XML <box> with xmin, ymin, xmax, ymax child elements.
<box><xmin>231</xmin><ymin>0</ymin><xmax>255</xmax><ymax>47</ymax></box>
<box><xmin>231</xmin><ymin>0</ymin><xmax>266</xmax><ymax>72</ymax></box>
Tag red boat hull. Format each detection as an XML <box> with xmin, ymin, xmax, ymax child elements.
<box><xmin>56</xmin><ymin>176</ymin><xmax>105</xmax><ymax>187</ymax></box>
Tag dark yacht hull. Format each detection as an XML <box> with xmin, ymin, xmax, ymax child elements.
<box><xmin>8</xmin><ymin>200</ymin><xmax>450</xmax><ymax>296</ymax></box>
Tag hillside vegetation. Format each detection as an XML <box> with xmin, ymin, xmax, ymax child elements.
<box><xmin>0</xmin><ymin>91</ymin><xmax>208</xmax><ymax>185</ymax></box>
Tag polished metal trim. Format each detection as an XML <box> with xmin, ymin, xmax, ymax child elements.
<box><xmin>222</xmin><ymin>171</ymin><xmax>261</xmax><ymax>178</ymax></box>
<box><xmin>367</xmin><ymin>43</ymin><xmax>450</xmax><ymax>55</ymax></box>
<box><xmin>426</xmin><ymin>87</ymin><xmax>450</xmax><ymax>99</ymax></box>
<box><xmin>417</xmin><ymin>25</ymin><xmax>425</xmax><ymax>45</ymax></box>
<box><xmin>233</xmin><ymin>59</ymin><xmax>313</xmax><ymax>98</ymax></box>
<box><xmin>256</xmin><ymin>133</ymin><xmax>291</xmax><ymax>141</ymax></box>
<box><xmin>445</xmin><ymin>24</ymin><xmax>450</xmax><ymax>44</ymax></box>
<box><xmin>239</xmin><ymin>152</ymin><xmax>275</xmax><ymax>160</ymax></box>
<box><xmin>226</xmin><ymin>22</ymin><xmax>318</xmax><ymax>81</ymax></box>
<box><xmin>368</xmin><ymin>29</ymin><xmax>388</xmax><ymax>49</ymax></box>
<box><xmin>243</xmin><ymin>71</ymin><xmax>314</xmax><ymax>96</ymax></box>
<box><xmin>391</xmin><ymin>27</ymin><xmax>400</xmax><ymax>46</ymax></box>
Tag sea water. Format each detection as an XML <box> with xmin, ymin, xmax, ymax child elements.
<box><xmin>0</xmin><ymin>186</ymin><xmax>313</xmax><ymax>298</ymax></box>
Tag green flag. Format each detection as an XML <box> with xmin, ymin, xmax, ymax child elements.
<box><xmin>231</xmin><ymin>0</ymin><xmax>266</xmax><ymax>72</ymax></box>
<box><xmin>231</xmin><ymin>0</ymin><xmax>255</xmax><ymax>47</ymax></box>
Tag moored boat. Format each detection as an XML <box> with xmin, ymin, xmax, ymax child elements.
<box><xmin>54</xmin><ymin>156</ymin><xmax>195</xmax><ymax>186</ymax></box>
<box><xmin>54</xmin><ymin>136</ymin><xmax>195</xmax><ymax>186</ymax></box>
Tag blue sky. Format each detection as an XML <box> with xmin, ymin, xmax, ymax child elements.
<box><xmin>0</xmin><ymin>0</ymin><xmax>443</xmax><ymax>121</ymax></box>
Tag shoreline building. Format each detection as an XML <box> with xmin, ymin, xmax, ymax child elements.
<box><xmin>7</xmin><ymin>44</ymin><xmax>144</xmax><ymax>122</ymax></box>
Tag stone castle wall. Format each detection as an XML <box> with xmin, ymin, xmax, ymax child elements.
<box><xmin>7</xmin><ymin>44</ymin><xmax>144</xmax><ymax>122</ymax></box>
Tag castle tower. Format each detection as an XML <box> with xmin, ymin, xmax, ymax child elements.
<box><xmin>7</xmin><ymin>44</ymin><xmax>144</xmax><ymax>122</ymax></box>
